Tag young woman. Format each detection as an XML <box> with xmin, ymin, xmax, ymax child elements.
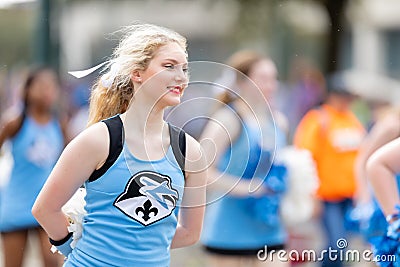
<box><xmin>351</xmin><ymin>105</ymin><xmax>400</xmax><ymax>267</ymax></box>
<box><xmin>0</xmin><ymin>67</ymin><xmax>65</xmax><ymax>267</ymax></box>
<box><xmin>366</xmin><ymin>134</ymin><xmax>400</xmax><ymax>267</ymax></box>
<box><xmin>200</xmin><ymin>50</ymin><xmax>289</xmax><ymax>267</ymax></box>
<box><xmin>354</xmin><ymin>106</ymin><xmax>400</xmax><ymax>241</ymax></box>
<box><xmin>32</xmin><ymin>23</ymin><xmax>207</xmax><ymax>266</ymax></box>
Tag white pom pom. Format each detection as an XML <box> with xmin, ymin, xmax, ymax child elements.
<box><xmin>276</xmin><ymin>146</ymin><xmax>319</xmax><ymax>226</ymax></box>
<box><xmin>0</xmin><ymin>143</ymin><xmax>13</xmax><ymax>188</ymax></box>
<box><xmin>62</xmin><ymin>188</ymin><xmax>87</xmax><ymax>249</ymax></box>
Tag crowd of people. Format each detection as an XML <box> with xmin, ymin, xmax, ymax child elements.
<box><xmin>0</xmin><ymin>22</ymin><xmax>399</xmax><ymax>267</ymax></box>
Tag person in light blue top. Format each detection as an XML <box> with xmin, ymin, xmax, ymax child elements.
<box><xmin>32</xmin><ymin>23</ymin><xmax>208</xmax><ymax>267</ymax></box>
<box><xmin>0</xmin><ymin>67</ymin><xmax>65</xmax><ymax>267</ymax></box>
<box><xmin>200</xmin><ymin>50</ymin><xmax>289</xmax><ymax>267</ymax></box>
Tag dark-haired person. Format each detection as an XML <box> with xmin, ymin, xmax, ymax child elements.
<box><xmin>0</xmin><ymin>67</ymin><xmax>66</xmax><ymax>267</ymax></box>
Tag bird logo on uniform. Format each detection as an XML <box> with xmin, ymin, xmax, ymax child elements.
<box><xmin>114</xmin><ymin>171</ymin><xmax>179</xmax><ymax>226</ymax></box>
<box><xmin>139</xmin><ymin>176</ymin><xmax>179</xmax><ymax>209</ymax></box>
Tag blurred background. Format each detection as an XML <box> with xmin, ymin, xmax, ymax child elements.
<box><xmin>2</xmin><ymin>0</ymin><xmax>400</xmax><ymax>135</ymax></box>
<box><xmin>1</xmin><ymin>0</ymin><xmax>400</xmax><ymax>266</ymax></box>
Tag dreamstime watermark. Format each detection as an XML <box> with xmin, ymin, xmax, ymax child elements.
<box><xmin>257</xmin><ymin>238</ymin><xmax>397</xmax><ymax>263</ymax></box>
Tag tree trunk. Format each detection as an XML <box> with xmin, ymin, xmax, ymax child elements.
<box><xmin>323</xmin><ymin>0</ymin><xmax>348</xmax><ymax>73</ymax></box>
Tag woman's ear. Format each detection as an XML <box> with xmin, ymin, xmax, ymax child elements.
<box><xmin>131</xmin><ymin>70</ymin><xmax>142</xmax><ymax>83</ymax></box>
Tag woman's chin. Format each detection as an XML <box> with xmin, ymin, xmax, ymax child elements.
<box><xmin>155</xmin><ymin>99</ymin><xmax>181</xmax><ymax>109</ymax></box>
<box><xmin>162</xmin><ymin>94</ymin><xmax>182</xmax><ymax>107</ymax></box>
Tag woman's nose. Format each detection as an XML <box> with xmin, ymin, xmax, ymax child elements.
<box><xmin>175</xmin><ymin>68</ymin><xmax>187</xmax><ymax>82</ymax></box>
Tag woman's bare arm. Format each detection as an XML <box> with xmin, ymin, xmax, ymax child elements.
<box><xmin>32</xmin><ymin>122</ymin><xmax>109</xmax><ymax>240</ymax></box>
<box><xmin>199</xmin><ymin>108</ymin><xmax>265</xmax><ymax>197</ymax></box>
<box><xmin>355</xmin><ymin>114</ymin><xmax>400</xmax><ymax>204</ymax></box>
<box><xmin>171</xmin><ymin>135</ymin><xmax>208</xmax><ymax>248</ymax></box>
<box><xmin>0</xmin><ymin>116</ymin><xmax>22</xmax><ymax>150</ymax></box>
<box><xmin>367</xmin><ymin>137</ymin><xmax>400</xmax><ymax>216</ymax></box>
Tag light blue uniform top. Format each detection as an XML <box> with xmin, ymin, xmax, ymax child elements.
<box><xmin>201</xmin><ymin>120</ymin><xmax>287</xmax><ymax>249</ymax></box>
<box><xmin>65</xmin><ymin>143</ymin><xmax>185</xmax><ymax>267</ymax></box>
<box><xmin>0</xmin><ymin>116</ymin><xmax>63</xmax><ymax>232</ymax></box>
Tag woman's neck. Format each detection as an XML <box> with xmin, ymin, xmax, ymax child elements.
<box><xmin>123</xmin><ymin>102</ymin><xmax>166</xmax><ymax>136</ymax></box>
<box><xmin>121</xmin><ymin>101</ymin><xmax>170</xmax><ymax>161</ymax></box>
<box><xmin>27</xmin><ymin>106</ymin><xmax>52</xmax><ymax>124</ymax></box>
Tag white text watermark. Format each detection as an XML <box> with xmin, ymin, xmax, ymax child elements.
<box><xmin>257</xmin><ymin>238</ymin><xmax>396</xmax><ymax>263</ymax></box>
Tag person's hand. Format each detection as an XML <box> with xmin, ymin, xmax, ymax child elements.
<box><xmin>248</xmin><ymin>176</ymin><xmax>269</xmax><ymax>197</ymax></box>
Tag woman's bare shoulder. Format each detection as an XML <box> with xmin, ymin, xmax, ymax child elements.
<box><xmin>67</xmin><ymin>121</ymin><xmax>110</xmax><ymax>156</ymax></box>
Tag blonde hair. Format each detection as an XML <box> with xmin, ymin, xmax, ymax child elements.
<box><xmin>87</xmin><ymin>23</ymin><xmax>187</xmax><ymax>126</ymax></box>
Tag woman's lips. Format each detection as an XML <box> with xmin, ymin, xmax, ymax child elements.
<box><xmin>168</xmin><ymin>85</ymin><xmax>183</xmax><ymax>95</ymax></box>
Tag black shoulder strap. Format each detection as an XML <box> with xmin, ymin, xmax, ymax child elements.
<box><xmin>169</xmin><ymin>124</ymin><xmax>186</xmax><ymax>177</ymax></box>
<box><xmin>88</xmin><ymin>115</ymin><xmax>124</xmax><ymax>182</ymax></box>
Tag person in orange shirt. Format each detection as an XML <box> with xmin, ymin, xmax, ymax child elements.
<box><xmin>293</xmin><ymin>73</ymin><xmax>365</xmax><ymax>267</ymax></box>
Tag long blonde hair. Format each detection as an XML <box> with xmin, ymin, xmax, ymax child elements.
<box><xmin>87</xmin><ymin>23</ymin><xmax>187</xmax><ymax>126</ymax></box>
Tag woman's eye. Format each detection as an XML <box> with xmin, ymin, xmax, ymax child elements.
<box><xmin>165</xmin><ymin>64</ymin><xmax>175</xmax><ymax>69</ymax></box>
